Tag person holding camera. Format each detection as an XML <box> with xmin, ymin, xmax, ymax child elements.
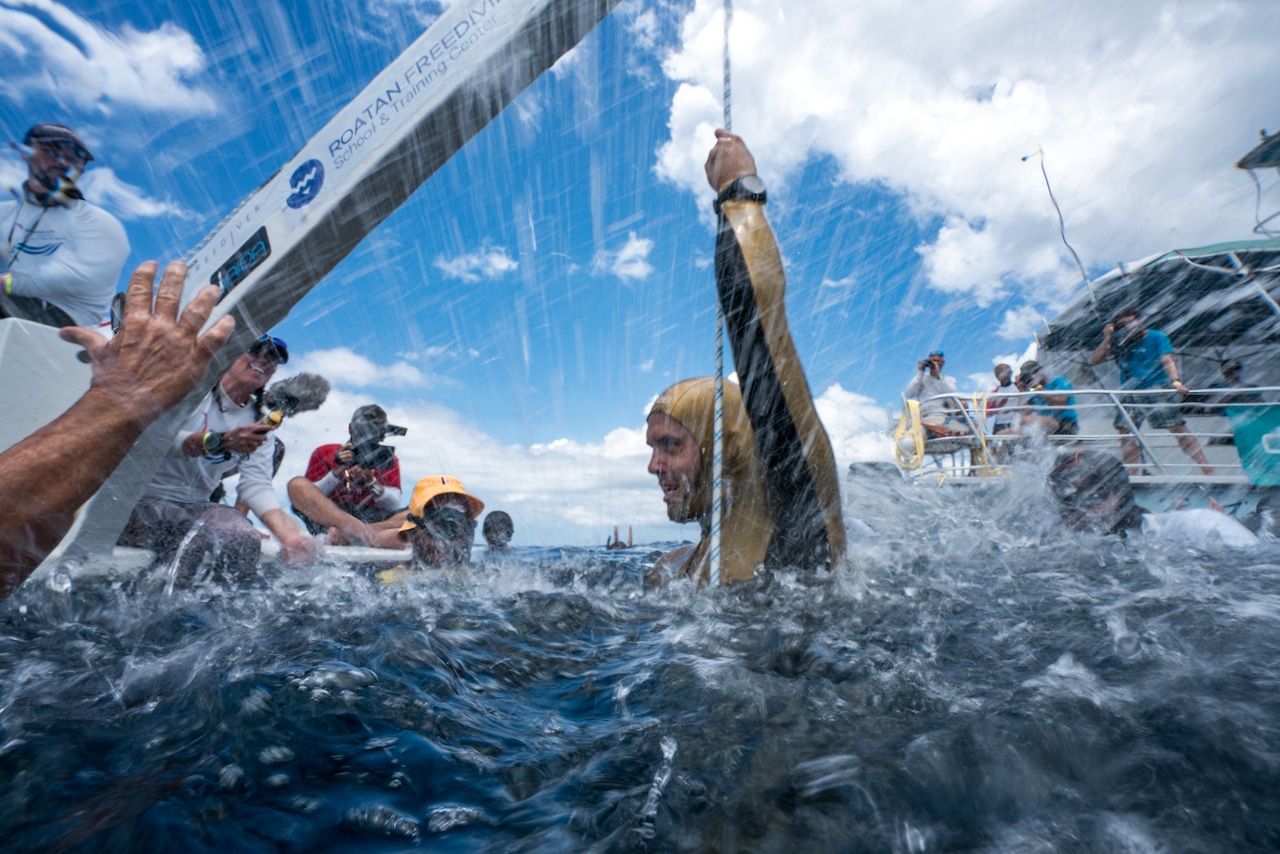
<box><xmin>118</xmin><ymin>334</ymin><xmax>318</xmax><ymax>580</ymax></box>
<box><xmin>904</xmin><ymin>350</ymin><xmax>970</xmax><ymax>438</ymax></box>
<box><xmin>1015</xmin><ymin>360</ymin><xmax>1079</xmax><ymax>436</ymax></box>
<box><xmin>1089</xmin><ymin>306</ymin><xmax>1213</xmax><ymax>475</ymax></box>
<box><xmin>288</xmin><ymin>404</ymin><xmax>404</xmax><ymax>544</ymax></box>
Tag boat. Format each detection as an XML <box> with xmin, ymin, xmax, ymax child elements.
<box><xmin>894</xmin><ymin>133</ymin><xmax>1280</xmax><ymax>516</ymax></box>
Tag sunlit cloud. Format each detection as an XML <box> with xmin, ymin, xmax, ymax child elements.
<box><xmin>592</xmin><ymin>231</ymin><xmax>654</xmax><ymax>280</ymax></box>
<box><xmin>285</xmin><ymin>347</ymin><xmax>438</xmax><ymax>390</ymax></box>
<box><xmin>996</xmin><ymin>304</ymin><xmax>1048</xmax><ymax>342</ymax></box>
<box><xmin>657</xmin><ymin>0</ymin><xmax>1280</xmax><ymax>322</ymax></box>
<box><xmin>77</xmin><ymin>168</ymin><xmax>193</xmax><ymax>220</ymax></box>
<box><xmin>814</xmin><ymin>383</ymin><xmax>894</xmax><ymax>467</ymax></box>
<box><xmin>0</xmin><ymin>0</ymin><xmax>217</xmax><ymax>115</ymax></box>
<box><xmin>433</xmin><ymin>245</ymin><xmax>518</xmax><ymax>283</ymax></box>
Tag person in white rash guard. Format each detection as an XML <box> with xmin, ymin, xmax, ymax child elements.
<box><xmin>0</xmin><ymin>123</ymin><xmax>128</xmax><ymax>327</ymax></box>
<box><xmin>1049</xmin><ymin>450</ymin><xmax>1258</xmax><ymax>549</ymax></box>
<box><xmin>904</xmin><ymin>350</ymin><xmax>970</xmax><ymax>437</ymax></box>
<box><xmin>119</xmin><ymin>335</ymin><xmax>319</xmax><ymax>581</ymax></box>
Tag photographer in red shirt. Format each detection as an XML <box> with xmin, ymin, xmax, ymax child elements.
<box><xmin>288</xmin><ymin>404</ymin><xmax>404</xmax><ymax>545</ymax></box>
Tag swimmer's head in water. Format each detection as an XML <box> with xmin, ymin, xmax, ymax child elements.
<box><xmin>483</xmin><ymin>511</ymin><xmax>514</xmax><ymax>550</ymax></box>
<box><xmin>400</xmin><ymin>476</ymin><xmax>484</xmax><ymax>568</ymax></box>
<box><xmin>1049</xmin><ymin>450</ymin><xmax>1142</xmax><ymax>535</ymax></box>
<box><xmin>647</xmin><ymin>378</ymin><xmax>755</xmax><ymax>523</ymax></box>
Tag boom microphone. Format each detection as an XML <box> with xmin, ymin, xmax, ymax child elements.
<box><xmin>262</xmin><ymin>373</ymin><xmax>330</xmax><ymax>425</ymax></box>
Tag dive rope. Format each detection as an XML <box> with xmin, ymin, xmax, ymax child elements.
<box><xmin>710</xmin><ymin>0</ymin><xmax>732</xmax><ymax>587</ymax></box>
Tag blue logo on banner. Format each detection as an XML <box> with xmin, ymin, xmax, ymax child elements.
<box><xmin>286</xmin><ymin>159</ymin><xmax>324</xmax><ymax>209</ymax></box>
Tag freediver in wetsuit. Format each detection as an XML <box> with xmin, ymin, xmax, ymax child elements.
<box><xmin>646</xmin><ymin>130</ymin><xmax>846</xmax><ymax>586</ymax></box>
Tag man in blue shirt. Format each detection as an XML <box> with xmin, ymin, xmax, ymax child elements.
<box><xmin>1090</xmin><ymin>307</ymin><xmax>1213</xmax><ymax>475</ymax></box>
<box><xmin>1018</xmin><ymin>361</ymin><xmax>1078</xmax><ymax>435</ymax></box>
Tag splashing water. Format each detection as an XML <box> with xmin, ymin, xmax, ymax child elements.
<box><xmin>2</xmin><ymin>472</ymin><xmax>1280</xmax><ymax>852</ymax></box>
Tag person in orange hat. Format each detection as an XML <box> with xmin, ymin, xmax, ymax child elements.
<box><xmin>393</xmin><ymin>475</ymin><xmax>484</xmax><ymax>570</ymax></box>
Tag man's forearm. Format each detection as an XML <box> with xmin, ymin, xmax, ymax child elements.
<box><xmin>1090</xmin><ymin>339</ymin><xmax>1110</xmax><ymax>365</ymax></box>
<box><xmin>0</xmin><ymin>388</ymin><xmax>149</xmax><ymax>597</ymax></box>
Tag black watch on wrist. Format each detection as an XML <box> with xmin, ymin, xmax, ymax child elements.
<box><xmin>713</xmin><ymin>174</ymin><xmax>767</xmax><ymax>214</ymax></box>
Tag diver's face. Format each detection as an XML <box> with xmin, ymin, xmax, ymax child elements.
<box><xmin>409</xmin><ymin>496</ymin><xmax>475</xmax><ymax>567</ymax></box>
<box><xmin>1058</xmin><ymin>490</ymin><xmax>1120</xmax><ymax>534</ymax></box>
<box><xmin>646</xmin><ymin>412</ymin><xmax>703</xmax><ymax>522</ymax></box>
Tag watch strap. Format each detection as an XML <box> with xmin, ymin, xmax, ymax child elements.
<box><xmin>713</xmin><ymin>176</ymin><xmax>767</xmax><ymax>214</ymax></box>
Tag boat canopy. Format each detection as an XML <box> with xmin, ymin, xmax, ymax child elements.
<box><xmin>1040</xmin><ymin>238</ymin><xmax>1280</xmax><ymax>353</ymax></box>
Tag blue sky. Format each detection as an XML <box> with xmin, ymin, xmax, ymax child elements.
<box><xmin>4</xmin><ymin>0</ymin><xmax>1280</xmax><ymax>544</ymax></box>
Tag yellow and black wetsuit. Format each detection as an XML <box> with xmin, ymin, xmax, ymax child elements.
<box><xmin>650</xmin><ymin>197</ymin><xmax>846</xmax><ymax>585</ymax></box>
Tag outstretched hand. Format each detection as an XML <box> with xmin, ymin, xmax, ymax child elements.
<box><xmin>704</xmin><ymin>129</ymin><xmax>757</xmax><ymax>193</ymax></box>
<box><xmin>59</xmin><ymin>261</ymin><xmax>235</xmax><ymax>425</ymax></box>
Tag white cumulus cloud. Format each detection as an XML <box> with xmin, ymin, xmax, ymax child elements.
<box><xmin>286</xmin><ymin>347</ymin><xmax>437</xmax><ymax>390</ymax></box>
<box><xmin>0</xmin><ymin>0</ymin><xmax>217</xmax><ymax>115</ymax></box>
<box><xmin>592</xmin><ymin>231</ymin><xmax>654</xmax><ymax>280</ymax></box>
<box><xmin>656</xmin><ymin>0</ymin><xmax>1280</xmax><ymax>321</ymax></box>
<box><xmin>814</xmin><ymin>383</ymin><xmax>894</xmax><ymax>468</ymax></box>
<box><xmin>433</xmin><ymin>245</ymin><xmax>518</xmax><ymax>283</ymax></box>
<box><xmin>77</xmin><ymin>168</ymin><xmax>193</xmax><ymax>220</ymax></box>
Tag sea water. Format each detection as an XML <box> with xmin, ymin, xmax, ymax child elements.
<box><xmin>2</xmin><ymin>470</ymin><xmax>1279</xmax><ymax>852</ymax></box>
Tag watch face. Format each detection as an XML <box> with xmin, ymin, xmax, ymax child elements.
<box><xmin>739</xmin><ymin>175</ymin><xmax>766</xmax><ymax>195</ymax></box>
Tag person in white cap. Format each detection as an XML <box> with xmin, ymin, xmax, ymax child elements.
<box><xmin>1</xmin><ymin>123</ymin><xmax>128</xmax><ymax>327</ymax></box>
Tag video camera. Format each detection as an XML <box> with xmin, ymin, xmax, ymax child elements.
<box><xmin>341</xmin><ymin>419</ymin><xmax>407</xmax><ymax>471</ymax></box>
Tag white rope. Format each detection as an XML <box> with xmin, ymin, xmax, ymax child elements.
<box><xmin>709</xmin><ymin>0</ymin><xmax>732</xmax><ymax>587</ymax></box>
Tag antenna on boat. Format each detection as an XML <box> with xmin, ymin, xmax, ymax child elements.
<box><xmin>708</xmin><ymin>0</ymin><xmax>732</xmax><ymax>588</ymax></box>
<box><xmin>1237</xmin><ymin>129</ymin><xmax>1280</xmax><ymax>238</ymax></box>
<box><xmin>1023</xmin><ymin>147</ymin><xmax>1097</xmax><ymax>304</ymax></box>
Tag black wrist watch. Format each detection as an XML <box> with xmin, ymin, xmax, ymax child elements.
<box><xmin>713</xmin><ymin>174</ymin><xmax>767</xmax><ymax>214</ymax></box>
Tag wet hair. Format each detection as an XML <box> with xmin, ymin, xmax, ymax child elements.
<box><xmin>482</xmin><ymin>511</ymin><xmax>513</xmax><ymax>546</ymax></box>
<box><xmin>483</xmin><ymin>511</ymin><xmax>513</xmax><ymax>536</ymax></box>
<box><xmin>1112</xmin><ymin>307</ymin><xmax>1139</xmax><ymax>325</ymax></box>
<box><xmin>1048</xmin><ymin>450</ymin><xmax>1144</xmax><ymax>535</ymax></box>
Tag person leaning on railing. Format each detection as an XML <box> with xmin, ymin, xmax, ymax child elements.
<box><xmin>1016</xmin><ymin>361</ymin><xmax>1078</xmax><ymax>436</ymax></box>
<box><xmin>1089</xmin><ymin>307</ymin><xmax>1214</xmax><ymax>476</ymax></box>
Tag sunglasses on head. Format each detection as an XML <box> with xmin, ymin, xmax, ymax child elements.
<box><xmin>249</xmin><ymin>334</ymin><xmax>288</xmax><ymax>363</ymax></box>
<box><xmin>928</xmin><ymin>351</ymin><xmax>944</xmax><ymax>358</ymax></box>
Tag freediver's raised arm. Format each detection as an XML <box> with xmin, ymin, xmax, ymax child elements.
<box><xmin>705</xmin><ymin>130</ymin><xmax>846</xmax><ymax>570</ymax></box>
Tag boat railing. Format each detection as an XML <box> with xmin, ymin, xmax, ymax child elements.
<box><xmin>894</xmin><ymin>385</ymin><xmax>1280</xmax><ymax>485</ymax></box>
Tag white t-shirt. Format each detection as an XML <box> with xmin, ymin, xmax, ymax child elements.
<box><xmin>1</xmin><ymin>196</ymin><xmax>129</xmax><ymax>325</ymax></box>
<box><xmin>142</xmin><ymin>386</ymin><xmax>281</xmax><ymax>519</ymax></box>
<box><xmin>904</xmin><ymin>372</ymin><xmax>959</xmax><ymax>418</ymax></box>
<box><xmin>1141</xmin><ymin>509</ymin><xmax>1259</xmax><ymax>549</ymax></box>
